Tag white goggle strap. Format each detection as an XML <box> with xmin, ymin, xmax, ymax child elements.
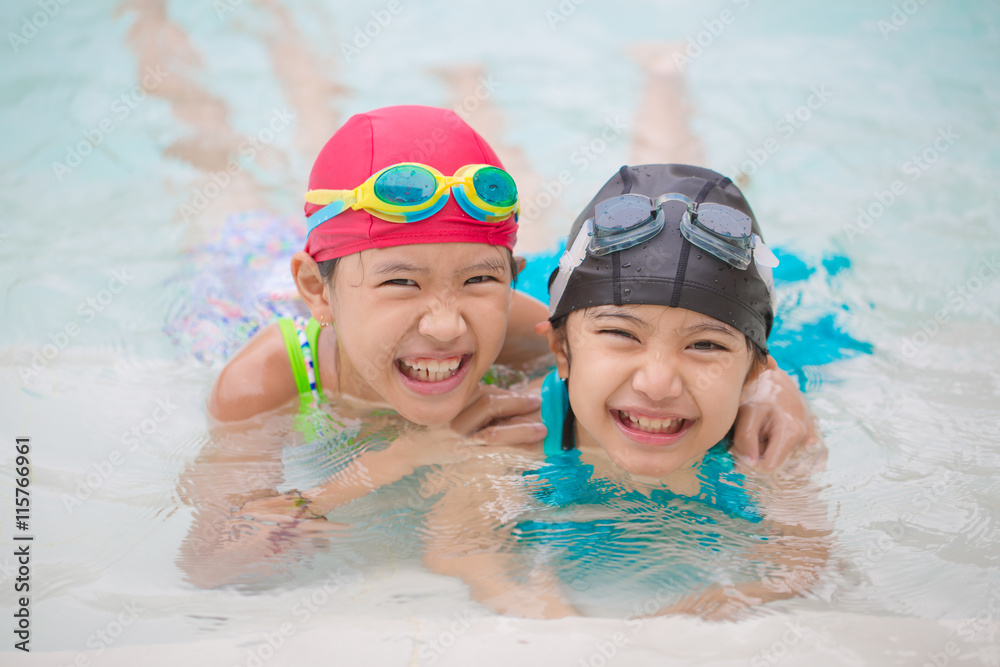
<box><xmin>548</xmin><ymin>219</ymin><xmax>594</xmax><ymax>317</ymax></box>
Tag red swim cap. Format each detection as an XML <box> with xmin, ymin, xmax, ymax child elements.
<box><xmin>304</xmin><ymin>105</ymin><xmax>518</xmax><ymax>262</ymax></box>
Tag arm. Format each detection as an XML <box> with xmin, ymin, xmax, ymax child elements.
<box><xmin>208</xmin><ymin>323</ymin><xmax>300</xmax><ymax>422</ymax></box>
<box><xmin>420</xmin><ymin>458</ymin><xmax>578</xmax><ymax>619</ymax></box>
<box><xmin>731</xmin><ymin>356</ymin><xmax>820</xmax><ymax>470</ymax></box>
<box><xmin>495</xmin><ymin>287</ymin><xmax>552</xmax><ymax>369</ymax></box>
<box><xmin>657</xmin><ymin>445</ymin><xmax>831</xmax><ymax>620</ymax></box>
<box><xmin>227</xmin><ymin>387</ymin><xmax>546</xmax><ymax>522</ymax></box>
<box><xmin>176</xmin><ymin>407</ymin><xmax>338</xmax><ymax>588</ymax></box>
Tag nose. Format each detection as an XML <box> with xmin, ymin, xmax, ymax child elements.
<box><xmin>631</xmin><ymin>351</ymin><xmax>684</xmax><ymax>402</ymax></box>
<box><xmin>417</xmin><ymin>294</ymin><xmax>467</xmax><ymax>342</ymax></box>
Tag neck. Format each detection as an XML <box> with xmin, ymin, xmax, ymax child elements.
<box><xmin>323</xmin><ymin>326</ymin><xmax>386</xmax><ymax>405</ymax></box>
<box><xmin>573</xmin><ymin>422</ymin><xmax>704</xmax><ymax>497</ymax></box>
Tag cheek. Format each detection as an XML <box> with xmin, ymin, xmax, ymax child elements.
<box><xmin>333</xmin><ymin>295</ymin><xmax>406</xmax><ymax>362</ymax></box>
<box><xmin>475</xmin><ymin>292</ymin><xmax>512</xmax><ymax>344</ymax></box>
<box><xmin>566</xmin><ymin>355</ymin><xmax>618</xmax><ymax>412</ymax></box>
<box><xmin>696</xmin><ymin>362</ymin><xmax>749</xmax><ymax>419</ymax></box>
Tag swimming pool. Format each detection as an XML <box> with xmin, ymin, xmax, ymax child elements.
<box><xmin>2</xmin><ymin>0</ymin><xmax>999</xmax><ymax>665</ymax></box>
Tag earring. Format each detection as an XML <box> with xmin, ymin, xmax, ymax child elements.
<box><xmin>319</xmin><ymin>318</ymin><xmax>330</xmax><ymax>328</ymax></box>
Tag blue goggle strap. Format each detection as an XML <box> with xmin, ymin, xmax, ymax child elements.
<box><xmin>307</xmin><ymin>200</ymin><xmax>351</xmax><ymax>236</ymax></box>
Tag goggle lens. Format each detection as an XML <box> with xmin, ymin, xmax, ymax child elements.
<box><xmin>472</xmin><ymin>167</ymin><xmax>517</xmax><ymax>207</ymax></box>
<box><xmin>374</xmin><ymin>165</ymin><xmax>437</xmax><ymax>205</ymax></box>
<box><xmin>693</xmin><ymin>203</ymin><xmax>752</xmax><ymax>247</ymax></box>
<box><xmin>593</xmin><ymin>195</ymin><xmax>655</xmax><ymax>236</ymax></box>
<box><xmin>588</xmin><ymin>194</ymin><xmax>664</xmax><ymax>256</ymax></box>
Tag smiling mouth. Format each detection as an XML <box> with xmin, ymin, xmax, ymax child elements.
<box><xmin>397</xmin><ymin>356</ymin><xmax>466</xmax><ymax>383</ymax></box>
<box><xmin>616</xmin><ymin>410</ymin><xmax>686</xmax><ymax>435</ymax></box>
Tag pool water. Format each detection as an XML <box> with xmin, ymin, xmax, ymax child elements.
<box><xmin>2</xmin><ymin>1</ymin><xmax>999</xmax><ymax>665</ymax></box>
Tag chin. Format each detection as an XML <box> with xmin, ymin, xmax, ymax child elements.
<box><xmin>396</xmin><ymin>389</ymin><xmax>474</xmax><ymax>427</ymax></box>
<box><xmin>610</xmin><ymin>448</ymin><xmax>687</xmax><ymax>479</ymax></box>
<box><xmin>395</xmin><ymin>403</ymin><xmax>457</xmax><ymax>428</ymax></box>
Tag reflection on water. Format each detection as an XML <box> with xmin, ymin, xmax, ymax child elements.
<box><xmin>3</xmin><ymin>0</ymin><xmax>1000</xmax><ymax>661</ymax></box>
<box><xmin>175</xmin><ymin>398</ymin><xmax>829</xmax><ymax>623</ymax></box>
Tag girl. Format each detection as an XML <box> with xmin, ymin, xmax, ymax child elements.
<box><xmin>423</xmin><ymin>164</ymin><xmax>828</xmax><ymax>618</ymax></box>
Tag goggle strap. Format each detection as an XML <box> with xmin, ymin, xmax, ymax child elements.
<box><xmin>752</xmin><ymin>234</ymin><xmax>780</xmax><ymax>268</ymax></box>
<box><xmin>653</xmin><ymin>192</ymin><xmax>694</xmax><ymax>209</ymax></box>
<box><xmin>307</xmin><ymin>199</ymin><xmax>351</xmax><ymax>236</ymax></box>
<box><xmin>305</xmin><ymin>189</ymin><xmax>355</xmax><ymax>206</ymax></box>
<box><xmin>549</xmin><ymin>219</ymin><xmax>594</xmax><ymax>316</ymax></box>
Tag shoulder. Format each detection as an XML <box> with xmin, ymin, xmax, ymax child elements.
<box><xmin>208</xmin><ymin>322</ymin><xmax>298</xmax><ymax>422</ymax></box>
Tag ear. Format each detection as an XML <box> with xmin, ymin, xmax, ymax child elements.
<box><xmin>539</xmin><ymin>321</ymin><xmax>571</xmax><ymax>380</ymax></box>
<box><xmin>291</xmin><ymin>251</ymin><xmax>332</xmax><ymax>323</ymax></box>
<box><xmin>513</xmin><ymin>255</ymin><xmax>527</xmax><ymax>276</ymax></box>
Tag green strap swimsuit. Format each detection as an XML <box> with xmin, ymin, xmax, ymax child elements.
<box><xmin>277</xmin><ymin>316</ymin><xmax>331</xmax><ymax>440</ymax></box>
<box><xmin>278</xmin><ymin>316</ymin><xmax>323</xmax><ymax>404</ymax></box>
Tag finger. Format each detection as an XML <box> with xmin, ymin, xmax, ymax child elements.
<box><xmin>296</xmin><ymin>519</ymin><xmax>349</xmax><ymax>532</ymax></box>
<box><xmin>731</xmin><ymin>405</ymin><xmax>768</xmax><ymax>465</ymax></box>
<box><xmin>492</xmin><ymin>414</ymin><xmax>544</xmax><ymax>429</ymax></box>
<box><xmin>759</xmin><ymin>416</ymin><xmax>808</xmax><ymax>471</ymax></box>
<box><xmin>451</xmin><ymin>393</ymin><xmax>541</xmax><ymax>435</ymax></box>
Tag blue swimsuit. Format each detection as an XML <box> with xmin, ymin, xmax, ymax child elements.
<box><xmin>515</xmin><ymin>372</ymin><xmax>767</xmax><ymax>604</ymax></box>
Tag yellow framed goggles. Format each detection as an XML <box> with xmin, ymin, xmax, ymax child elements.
<box><xmin>304</xmin><ymin>162</ymin><xmax>519</xmax><ymax>233</ymax></box>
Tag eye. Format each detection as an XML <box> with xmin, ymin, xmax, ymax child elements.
<box><xmin>599</xmin><ymin>328</ymin><xmax>638</xmax><ymax>341</ymax></box>
<box><xmin>690</xmin><ymin>340</ymin><xmax>727</xmax><ymax>351</ymax></box>
<box><xmin>465</xmin><ymin>275</ymin><xmax>497</xmax><ymax>285</ymax></box>
<box><xmin>383</xmin><ymin>278</ymin><xmax>418</xmax><ymax>287</ymax></box>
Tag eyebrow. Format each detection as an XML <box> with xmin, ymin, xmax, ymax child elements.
<box><xmin>680</xmin><ymin>322</ymin><xmax>739</xmax><ymax>338</ymax></box>
<box><xmin>370</xmin><ymin>261</ymin><xmax>429</xmax><ymax>276</ymax></box>
<box><xmin>461</xmin><ymin>258</ymin><xmax>507</xmax><ymax>275</ymax></box>
<box><xmin>587</xmin><ymin>307</ymin><xmax>651</xmax><ymax>330</ymax></box>
<box><xmin>369</xmin><ymin>258</ymin><xmax>507</xmax><ymax>277</ymax></box>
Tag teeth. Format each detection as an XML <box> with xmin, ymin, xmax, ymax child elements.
<box><xmin>399</xmin><ymin>357</ymin><xmax>462</xmax><ymax>382</ymax></box>
<box><xmin>622</xmin><ymin>410</ymin><xmax>681</xmax><ymax>433</ymax></box>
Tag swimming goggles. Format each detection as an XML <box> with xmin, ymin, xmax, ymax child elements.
<box><xmin>549</xmin><ymin>192</ymin><xmax>778</xmax><ymax>315</ymax></box>
<box><xmin>304</xmin><ymin>162</ymin><xmax>519</xmax><ymax>233</ymax></box>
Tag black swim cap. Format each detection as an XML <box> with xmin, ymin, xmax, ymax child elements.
<box><xmin>548</xmin><ymin>164</ymin><xmax>776</xmax><ymax>353</ymax></box>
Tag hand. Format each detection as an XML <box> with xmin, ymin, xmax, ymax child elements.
<box><xmin>732</xmin><ymin>360</ymin><xmax>819</xmax><ymax>471</ymax></box>
<box><xmin>398</xmin><ymin>386</ymin><xmax>546</xmax><ymax>468</ymax></box>
<box><xmin>653</xmin><ymin>584</ymin><xmax>762</xmax><ymax>621</ymax></box>
<box><xmin>234</xmin><ymin>492</ymin><xmax>346</xmax><ymax>529</ymax></box>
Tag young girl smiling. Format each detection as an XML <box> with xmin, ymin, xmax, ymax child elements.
<box><xmin>423</xmin><ymin>164</ymin><xmax>828</xmax><ymax>618</ymax></box>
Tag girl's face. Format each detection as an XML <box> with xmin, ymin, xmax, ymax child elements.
<box><xmin>550</xmin><ymin>305</ymin><xmax>757</xmax><ymax>478</ymax></box>
<box><xmin>328</xmin><ymin>243</ymin><xmax>512</xmax><ymax>426</ymax></box>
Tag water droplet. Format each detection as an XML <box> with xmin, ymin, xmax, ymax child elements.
<box><xmin>622</xmin><ymin>263</ymin><xmax>631</xmax><ymax>269</ymax></box>
<box><xmin>623</xmin><ymin>288</ymin><xmax>632</xmax><ymax>296</ymax></box>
